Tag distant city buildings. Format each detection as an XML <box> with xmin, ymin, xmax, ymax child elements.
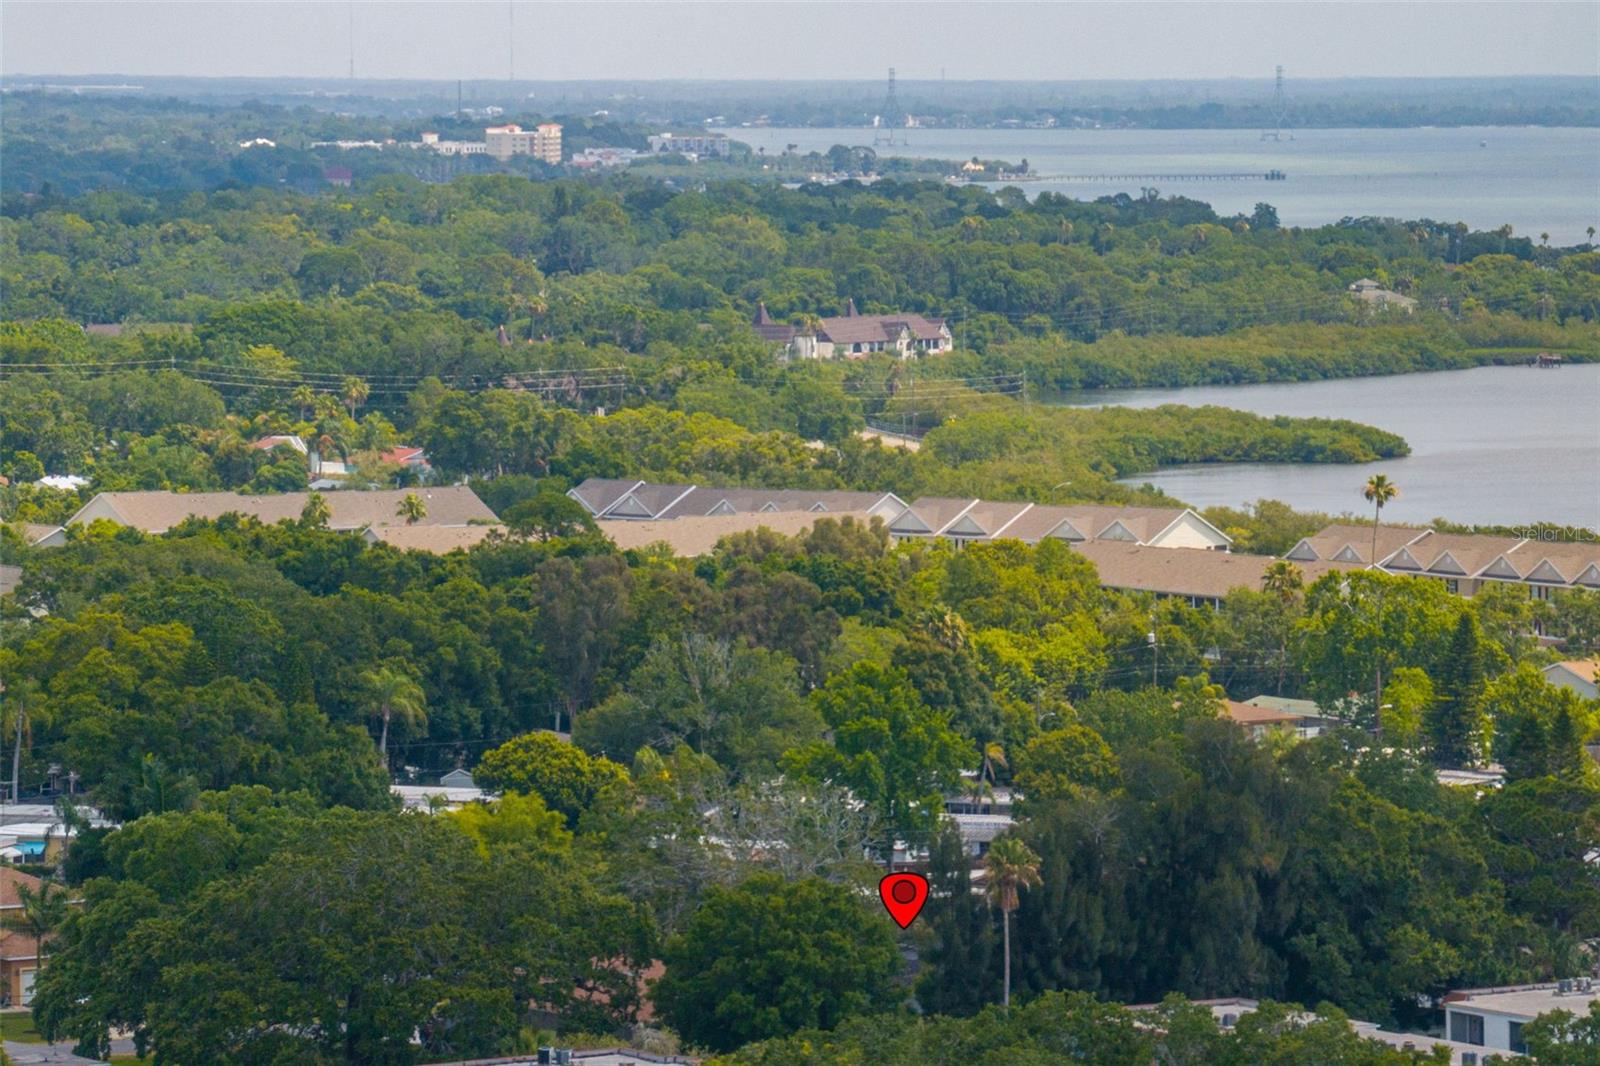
<box><xmin>485</xmin><ymin>122</ymin><xmax>563</xmax><ymax>164</ymax></box>
<box><xmin>418</xmin><ymin>131</ymin><xmax>487</xmax><ymax>156</ymax></box>
<box><xmin>647</xmin><ymin>132</ymin><xmax>731</xmax><ymax>158</ymax></box>
<box><xmin>571</xmin><ymin>146</ymin><xmax>642</xmax><ymax>169</ymax></box>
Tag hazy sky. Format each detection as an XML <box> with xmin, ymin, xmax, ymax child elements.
<box><xmin>3</xmin><ymin>1</ymin><xmax>1597</xmax><ymax>82</ymax></box>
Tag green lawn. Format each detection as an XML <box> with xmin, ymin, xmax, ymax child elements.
<box><xmin>0</xmin><ymin>1011</ymin><xmax>45</xmax><ymax>1042</ymax></box>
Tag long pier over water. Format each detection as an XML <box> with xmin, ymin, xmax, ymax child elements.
<box><xmin>986</xmin><ymin>169</ymin><xmax>1288</xmax><ymax>183</ymax></box>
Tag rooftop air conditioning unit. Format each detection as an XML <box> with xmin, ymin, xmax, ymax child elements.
<box><xmin>537</xmin><ymin>1050</ymin><xmax>553</xmax><ymax>1066</ymax></box>
<box><xmin>1560</xmin><ymin>979</ymin><xmax>1574</xmax><ymax>993</ymax></box>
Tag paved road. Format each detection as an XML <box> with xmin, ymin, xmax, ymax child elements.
<box><xmin>3</xmin><ymin>1041</ymin><xmax>109</xmax><ymax>1065</ymax></box>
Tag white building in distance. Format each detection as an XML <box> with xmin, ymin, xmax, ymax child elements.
<box><xmin>485</xmin><ymin>123</ymin><xmax>562</xmax><ymax>164</ymax></box>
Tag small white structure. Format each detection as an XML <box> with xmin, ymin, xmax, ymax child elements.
<box><xmin>1443</xmin><ymin>981</ymin><xmax>1599</xmax><ymax>1054</ymax></box>
<box><xmin>392</xmin><ymin>785</ymin><xmax>486</xmax><ymax>811</ymax></box>
<box><xmin>36</xmin><ymin>474</ymin><xmax>90</xmax><ymax>491</ymax></box>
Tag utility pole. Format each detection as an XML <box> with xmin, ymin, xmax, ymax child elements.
<box><xmin>1261</xmin><ymin>65</ymin><xmax>1289</xmax><ymax>142</ymax></box>
<box><xmin>875</xmin><ymin>68</ymin><xmax>901</xmax><ymax>146</ymax></box>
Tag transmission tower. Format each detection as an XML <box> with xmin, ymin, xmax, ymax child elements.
<box><xmin>1261</xmin><ymin>65</ymin><xmax>1290</xmax><ymax>141</ymax></box>
<box><xmin>874</xmin><ymin>67</ymin><xmax>902</xmax><ymax>146</ymax></box>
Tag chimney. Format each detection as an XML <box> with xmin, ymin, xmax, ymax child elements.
<box><xmin>845</xmin><ymin>298</ymin><xmax>859</xmax><ymax>317</ymax></box>
<box><xmin>754</xmin><ymin>301</ymin><xmax>773</xmax><ymax>326</ymax></box>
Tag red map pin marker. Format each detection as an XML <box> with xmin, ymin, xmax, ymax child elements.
<box><xmin>879</xmin><ymin>872</ymin><xmax>929</xmax><ymax>929</ymax></box>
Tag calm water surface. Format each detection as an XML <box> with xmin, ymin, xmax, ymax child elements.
<box><xmin>720</xmin><ymin>126</ymin><xmax>1600</xmax><ymax>243</ymax></box>
<box><xmin>1053</xmin><ymin>364</ymin><xmax>1600</xmax><ymax>529</ymax></box>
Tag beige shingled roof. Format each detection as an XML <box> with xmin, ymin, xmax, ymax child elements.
<box><xmin>1504</xmin><ymin>539</ymin><xmax>1600</xmax><ymax>583</ymax></box>
<box><xmin>67</xmin><ymin>487</ymin><xmax>496</xmax><ymax>533</ymax></box>
<box><xmin>364</xmin><ymin>525</ymin><xmax>505</xmax><ymax>553</ymax></box>
<box><xmin>600</xmin><ymin>511</ymin><xmax>874</xmax><ymax>557</ymax></box>
<box><xmin>1290</xmin><ymin>522</ymin><xmax>1429</xmax><ymax>565</ymax></box>
<box><xmin>1224</xmin><ymin>700</ymin><xmax>1301</xmax><ymax>727</ymax></box>
<box><xmin>1551</xmin><ymin>659</ymin><xmax>1599</xmax><ymax>684</ymax></box>
<box><xmin>1074</xmin><ymin>542</ymin><xmax>1358</xmax><ymax>600</ymax></box>
<box><xmin>1382</xmin><ymin>531</ymin><xmax>1529</xmax><ymax>576</ymax></box>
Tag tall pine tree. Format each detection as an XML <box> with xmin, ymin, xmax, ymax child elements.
<box><xmin>916</xmin><ymin>824</ymin><xmax>997</xmax><ymax>1016</ymax></box>
<box><xmin>1427</xmin><ymin>612</ymin><xmax>1486</xmax><ymax>768</ymax></box>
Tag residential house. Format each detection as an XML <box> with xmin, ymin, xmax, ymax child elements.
<box><xmin>1542</xmin><ymin>660</ymin><xmax>1599</xmax><ymax>700</ymax></box>
<box><xmin>439</xmin><ymin>768</ymin><xmax>476</xmax><ymax>789</ymax></box>
<box><xmin>755</xmin><ymin>300</ymin><xmax>952</xmax><ymax>360</ymax></box>
<box><xmin>1223</xmin><ymin>700</ymin><xmax>1305</xmax><ymax>741</ymax></box>
<box><xmin>363</xmin><ymin>510</ymin><xmax>889</xmax><ymax>560</ymax></box>
<box><xmin>0</xmin><ymin>867</ymin><xmax>59</xmax><ymax>1006</ymax></box>
<box><xmin>1442</xmin><ymin>981</ymin><xmax>1599</xmax><ymax>1054</ymax></box>
<box><xmin>363</xmin><ymin>524</ymin><xmax>504</xmax><ymax>553</ymax></box>
<box><xmin>884</xmin><ymin>498</ymin><xmax>1234</xmax><ymax>551</ymax></box>
<box><xmin>1232</xmin><ymin>695</ymin><xmax>1339</xmax><ymax>737</ymax></box>
<box><xmin>392</xmin><ymin>784</ymin><xmax>487</xmax><ymax>811</ymax></box>
<box><xmin>567</xmin><ymin>478</ymin><xmax>907</xmax><ymax>523</ymax></box>
<box><xmin>251</xmin><ymin>434</ymin><xmax>309</xmax><ymax>457</ymax></box>
<box><xmin>66</xmin><ymin>487</ymin><xmax>497</xmax><ymax>534</ymax></box>
<box><xmin>1287</xmin><ymin>524</ymin><xmax>1600</xmax><ymax>600</ymax></box>
<box><xmin>12</xmin><ymin>524</ymin><xmax>66</xmax><ymax>548</ymax></box>
<box><xmin>1071</xmin><ymin>542</ymin><xmax>1358</xmax><ymax>608</ymax></box>
<box><xmin>944</xmin><ymin>781</ymin><xmax>1017</xmax><ymax>858</ymax></box>
<box><xmin>1348</xmin><ymin>278</ymin><xmax>1418</xmax><ymax>313</ymax></box>
<box><xmin>1285</xmin><ymin>522</ymin><xmax>1431</xmax><ymax>566</ymax></box>
<box><xmin>598</xmin><ymin>511</ymin><xmax>877</xmax><ymax>557</ymax></box>
<box><xmin>377</xmin><ymin>445</ymin><xmax>433</xmax><ymax>480</ymax></box>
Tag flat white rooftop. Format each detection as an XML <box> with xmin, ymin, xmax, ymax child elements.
<box><xmin>1445</xmin><ymin>982</ymin><xmax>1600</xmax><ymax>1019</ymax></box>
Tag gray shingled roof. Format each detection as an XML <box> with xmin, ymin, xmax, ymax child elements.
<box><xmin>816</xmin><ymin>312</ymin><xmax>946</xmax><ymax>345</ymax></box>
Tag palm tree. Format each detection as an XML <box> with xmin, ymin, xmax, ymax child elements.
<box><xmin>966</xmin><ymin>741</ymin><xmax>1007</xmax><ymax>807</ymax></box>
<box><xmin>398</xmin><ymin>492</ymin><xmax>427</xmax><ymax>525</ymax></box>
<box><xmin>1261</xmin><ymin>561</ymin><xmax>1305</xmax><ymax>693</ymax></box>
<box><xmin>300</xmin><ymin>490</ymin><xmax>331</xmax><ymax>529</ymax></box>
<box><xmin>361</xmin><ymin>664</ymin><xmax>426</xmax><ymax>770</ymax></box>
<box><xmin>2</xmin><ymin>678</ymin><xmax>45</xmax><ymax>803</ymax></box>
<box><xmin>1363</xmin><ymin>474</ymin><xmax>1399</xmax><ymax>565</ymax></box>
<box><xmin>1</xmin><ymin>880</ymin><xmax>69</xmax><ymax>985</ymax></box>
<box><xmin>291</xmin><ymin>384</ymin><xmax>316</xmax><ymax>422</ymax></box>
<box><xmin>341</xmin><ymin>376</ymin><xmax>370</xmax><ymax>419</ymax></box>
<box><xmin>984</xmin><ymin>835</ymin><xmax>1042</xmax><ymax>1010</ymax></box>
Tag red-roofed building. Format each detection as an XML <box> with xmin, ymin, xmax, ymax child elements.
<box><xmin>378</xmin><ymin>446</ymin><xmax>432</xmax><ymax>479</ymax></box>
